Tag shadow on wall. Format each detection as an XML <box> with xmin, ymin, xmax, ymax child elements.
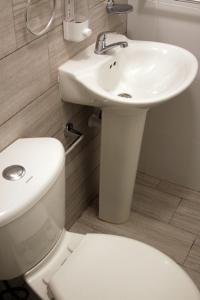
<box><xmin>139</xmin><ymin>81</ymin><xmax>200</xmax><ymax>189</ymax></box>
<box><xmin>144</xmin><ymin>86</ymin><xmax>196</xmax><ymax>143</ymax></box>
<box><xmin>128</xmin><ymin>0</ymin><xmax>200</xmax><ymax>189</ymax></box>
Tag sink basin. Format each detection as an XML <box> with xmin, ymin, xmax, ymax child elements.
<box><xmin>59</xmin><ymin>36</ymin><xmax>198</xmax><ymax>109</ymax></box>
<box><xmin>59</xmin><ymin>35</ymin><xmax>198</xmax><ymax>224</ymax></box>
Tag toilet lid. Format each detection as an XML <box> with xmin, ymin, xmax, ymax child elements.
<box><xmin>49</xmin><ymin>234</ymin><xmax>200</xmax><ymax>300</ymax></box>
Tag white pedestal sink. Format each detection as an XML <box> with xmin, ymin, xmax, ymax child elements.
<box><xmin>59</xmin><ymin>34</ymin><xmax>198</xmax><ymax>223</ymax></box>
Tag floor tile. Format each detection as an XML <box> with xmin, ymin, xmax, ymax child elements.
<box><xmin>132</xmin><ymin>183</ymin><xmax>181</xmax><ymax>222</ymax></box>
<box><xmin>171</xmin><ymin>200</ymin><xmax>200</xmax><ymax>234</ymax></box>
<box><xmin>136</xmin><ymin>171</ymin><xmax>160</xmax><ymax>188</ymax></box>
<box><xmin>158</xmin><ymin>181</ymin><xmax>200</xmax><ymax>203</ymax></box>
<box><xmin>184</xmin><ymin>239</ymin><xmax>200</xmax><ymax>273</ymax></box>
<box><xmin>70</xmin><ymin>221</ymin><xmax>98</xmax><ymax>235</ymax></box>
<box><xmin>74</xmin><ymin>205</ymin><xmax>195</xmax><ymax>264</ymax></box>
<box><xmin>183</xmin><ymin>267</ymin><xmax>200</xmax><ymax>291</ymax></box>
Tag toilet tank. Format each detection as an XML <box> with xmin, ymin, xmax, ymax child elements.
<box><xmin>0</xmin><ymin>138</ymin><xmax>66</xmax><ymax>280</ymax></box>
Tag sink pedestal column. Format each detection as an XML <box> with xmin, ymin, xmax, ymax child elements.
<box><xmin>99</xmin><ymin>107</ymin><xmax>147</xmax><ymax>223</ymax></box>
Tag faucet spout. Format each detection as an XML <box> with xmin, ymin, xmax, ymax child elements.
<box><xmin>120</xmin><ymin>41</ymin><xmax>129</xmax><ymax>48</ymax></box>
<box><xmin>94</xmin><ymin>32</ymin><xmax>128</xmax><ymax>55</ymax></box>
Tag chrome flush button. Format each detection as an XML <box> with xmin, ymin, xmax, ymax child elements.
<box><xmin>2</xmin><ymin>165</ymin><xmax>26</xmax><ymax>181</ymax></box>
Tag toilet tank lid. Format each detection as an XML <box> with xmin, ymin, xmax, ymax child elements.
<box><xmin>0</xmin><ymin>138</ymin><xmax>65</xmax><ymax>227</ymax></box>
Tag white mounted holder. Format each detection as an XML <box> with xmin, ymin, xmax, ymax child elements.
<box><xmin>63</xmin><ymin>19</ymin><xmax>92</xmax><ymax>42</ymax></box>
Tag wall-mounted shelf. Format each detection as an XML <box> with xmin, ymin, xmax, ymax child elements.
<box><xmin>106</xmin><ymin>0</ymin><xmax>133</xmax><ymax>15</ymax></box>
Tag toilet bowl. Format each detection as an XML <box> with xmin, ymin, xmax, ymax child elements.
<box><xmin>0</xmin><ymin>138</ymin><xmax>199</xmax><ymax>300</ymax></box>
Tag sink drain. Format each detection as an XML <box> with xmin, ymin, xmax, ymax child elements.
<box><xmin>118</xmin><ymin>93</ymin><xmax>132</xmax><ymax>99</ymax></box>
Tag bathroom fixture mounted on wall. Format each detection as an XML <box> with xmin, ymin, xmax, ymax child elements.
<box><xmin>64</xmin><ymin>122</ymin><xmax>83</xmax><ymax>141</ymax></box>
<box><xmin>63</xmin><ymin>0</ymin><xmax>92</xmax><ymax>42</ymax></box>
<box><xmin>59</xmin><ymin>34</ymin><xmax>198</xmax><ymax>224</ymax></box>
<box><xmin>26</xmin><ymin>0</ymin><xmax>92</xmax><ymax>41</ymax></box>
<box><xmin>26</xmin><ymin>0</ymin><xmax>56</xmax><ymax>36</ymax></box>
<box><xmin>95</xmin><ymin>31</ymin><xmax>128</xmax><ymax>55</ymax></box>
<box><xmin>106</xmin><ymin>0</ymin><xmax>133</xmax><ymax>15</ymax></box>
<box><xmin>64</xmin><ymin>122</ymin><xmax>84</xmax><ymax>155</ymax></box>
<box><xmin>88</xmin><ymin>110</ymin><xmax>102</xmax><ymax>128</ymax></box>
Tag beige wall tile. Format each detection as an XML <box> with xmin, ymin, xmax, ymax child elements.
<box><xmin>66</xmin><ymin>167</ymin><xmax>99</xmax><ymax>229</ymax></box>
<box><xmin>171</xmin><ymin>200</ymin><xmax>200</xmax><ymax>235</ymax></box>
<box><xmin>0</xmin><ymin>85</ymin><xmax>58</xmax><ymax>150</ymax></box>
<box><xmin>0</xmin><ymin>85</ymin><xmax>80</xmax><ymax>151</ymax></box>
<box><xmin>66</xmin><ymin>147</ymin><xmax>100</xmax><ymax>196</ymax></box>
<box><xmin>132</xmin><ymin>183</ymin><xmax>181</xmax><ymax>222</ymax></box>
<box><xmin>0</xmin><ymin>36</ymin><xmax>51</xmax><ymax>126</ymax></box>
<box><xmin>89</xmin><ymin>0</ymin><xmax>105</xmax><ymax>9</ymax></box>
<box><xmin>0</xmin><ymin>0</ymin><xmax>16</xmax><ymax>59</ymax></box>
<box><xmin>66</xmin><ymin>135</ymin><xmax>100</xmax><ymax>179</ymax></box>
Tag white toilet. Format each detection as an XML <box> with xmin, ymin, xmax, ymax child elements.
<box><xmin>0</xmin><ymin>138</ymin><xmax>199</xmax><ymax>300</ymax></box>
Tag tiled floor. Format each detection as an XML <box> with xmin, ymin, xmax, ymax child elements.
<box><xmin>1</xmin><ymin>172</ymin><xmax>200</xmax><ymax>299</ymax></box>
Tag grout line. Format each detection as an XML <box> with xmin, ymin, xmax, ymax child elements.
<box><xmin>0</xmin><ymin>34</ymin><xmax>45</xmax><ymax>63</ymax></box>
<box><xmin>0</xmin><ymin>22</ymin><xmax>62</xmax><ymax>63</ymax></box>
<box><xmin>168</xmin><ymin>197</ymin><xmax>183</xmax><ymax>224</ymax></box>
<box><xmin>131</xmin><ymin>208</ymin><xmax>170</xmax><ymax>224</ymax></box>
<box><xmin>156</xmin><ymin>184</ymin><xmax>186</xmax><ymax>199</ymax></box>
<box><xmin>135</xmin><ymin>181</ymin><xmax>161</xmax><ymax>190</ymax></box>
<box><xmin>183</xmin><ymin>236</ymin><xmax>197</xmax><ymax>266</ymax></box>
<box><xmin>0</xmin><ymin>83</ymin><xmax>58</xmax><ymax>129</ymax></box>
<box><xmin>137</xmin><ymin>171</ymin><xmax>161</xmax><ymax>187</ymax></box>
<box><xmin>46</xmin><ymin>29</ymin><xmax>55</xmax><ymax>85</ymax></box>
<box><xmin>10</xmin><ymin>0</ymin><xmax>17</xmax><ymax>51</ymax></box>
<box><xmin>167</xmin><ymin>218</ymin><xmax>199</xmax><ymax>236</ymax></box>
<box><xmin>158</xmin><ymin>177</ymin><xmax>200</xmax><ymax>195</ymax></box>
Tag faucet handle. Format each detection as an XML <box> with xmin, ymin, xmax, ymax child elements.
<box><xmin>95</xmin><ymin>31</ymin><xmax>127</xmax><ymax>54</ymax></box>
<box><xmin>96</xmin><ymin>31</ymin><xmax>122</xmax><ymax>42</ymax></box>
<box><xmin>96</xmin><ymin>31</ymin><xmax>114</xmax><ymax>41</ymax></box>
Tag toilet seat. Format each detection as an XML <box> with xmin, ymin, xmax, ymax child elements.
<box><xmin>2</xmin><ymin>138</ymin><xmax>199</xmax><ymax>299</ymax></box>
<box><xmin>47</xmin><ymin>233</ymin><xmax>200</xmax><ymax>300</ymax></box>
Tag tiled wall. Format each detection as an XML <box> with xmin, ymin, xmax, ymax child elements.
<box><xmin>0</xmin><ymin>0</ymin><xmax>127</xmax><ymax>228</ymax></box>
<box><xmin>127</xmin><ymin>0</ymin><xmax>200</xmax><ymax>190</ymax></box>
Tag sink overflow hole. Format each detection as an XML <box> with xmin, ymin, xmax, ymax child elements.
<box><xmin>118</xmin><ymin>93</ymin><xmax>132</xmax><ymax>99</ymax></box>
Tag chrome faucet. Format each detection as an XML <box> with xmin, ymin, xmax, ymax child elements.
<box><xmin>94</xmin><ymin>32</ymin><xmax>128</xmax><ymax>55</ymax></box>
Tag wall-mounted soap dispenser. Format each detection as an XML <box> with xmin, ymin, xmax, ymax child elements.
<box><xmin>63</xmin><ymin>0</ymin><xmax>92</xmax><ymax>42</ymax></box>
